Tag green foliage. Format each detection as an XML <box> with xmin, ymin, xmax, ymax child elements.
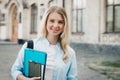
<box><xmin>97</xmin><ymin>61</ymin><xmax>120</xmax><ymax>68</ymax></box>
<box><xmin>90</xmin><ymin>61</ymin><xmax>120</xmax><ymax>80</ymax></box>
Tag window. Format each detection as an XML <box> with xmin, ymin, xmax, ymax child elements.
<box><xmin>106</xmin><ymin>0</ymin><xmax>120</xmax><ymax>32</ymax></box>
<box><xmin>63</xmin><ymin>0</ymin><xmax>65</xmax><ymax>8</ymax></box>
<box><xmin>48</xmin><ymin>0</ymin><xmax>55</xmax><ymax>7</ymax></box>
<box><xmin>0</xmin><ymin>13</ymin><xmax>5</xmax><ymax>26</ymax></box>
<box><xmin>19</xmin><ymin>12</ymin><xmax>21</xmax><ymax>23</ymax></box>
<box><xmin>40</xmin><ymin>4</ymin><xmax>45</xmax><ymax>20</ymax></box>
<box><xmin>72</xmin><ymin>0</ymin><xmax>86</xmax><ymax>33</ymax></box>
<box><xmin>31</xmin><ymin>4</ymin><xmax>37</xmax><ymax>33</ymax></box>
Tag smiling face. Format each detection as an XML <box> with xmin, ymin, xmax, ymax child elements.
<box><xmin>46</xmin><ymin>12</ymin><xmax>64</xmax><ymax>38</ymax></box>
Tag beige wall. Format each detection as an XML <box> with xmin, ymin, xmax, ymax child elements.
<box><xmin>0</xmin><ymin>0</ymin><xmax>120</xmax><ymax>44</ymax></box>
<box><xmin>85</xmin><ymin>0</ymin><xmax>100</xmax><ymax>43</ymax></box>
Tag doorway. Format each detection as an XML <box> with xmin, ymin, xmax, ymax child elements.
<box><xmin>11</xmin><ymin>5</ymin><xmax>18</xmax><ymax>42</ymax></box>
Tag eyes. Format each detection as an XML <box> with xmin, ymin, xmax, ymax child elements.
<box><xmin>49</xmin><ymin>19</ymin><xmax>64</xmax><ymax>25</ymax></box>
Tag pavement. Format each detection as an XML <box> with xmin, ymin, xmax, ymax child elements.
<box><xmin>0</xmin><ymin>44</ymin><xmax>21</xmax><ymax>80</ymax></box>
<box><xmin>70</xmin><ymin>42</ymin><xmax>120</xmax><ymax>80</ymax></box>
<box><xmin>0</xmin><ymin>42</ymin><xmax>120</xmax><ymax>80</ymax></box>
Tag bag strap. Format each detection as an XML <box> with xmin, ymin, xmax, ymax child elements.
<box><xmin>27</xmin><ymin>40</ymin><xmax>34</xmax><ymax>49</ymax></box>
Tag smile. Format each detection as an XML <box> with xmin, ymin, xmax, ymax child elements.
<box><xmin>51</xmin><ymin>27</ymin><xmax>60</xmax><ymax>32</ymax></box>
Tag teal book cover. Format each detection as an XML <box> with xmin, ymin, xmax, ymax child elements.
<box><xmin>23</xmin><ymin>48</ymin><xmax>47</xmax><ymax>80</ymax></box>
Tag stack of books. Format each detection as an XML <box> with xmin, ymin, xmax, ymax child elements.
<box><xmin>23</xmin><ymin>48</ymin><xmax>47</xmax><ymax>80</ymax></box>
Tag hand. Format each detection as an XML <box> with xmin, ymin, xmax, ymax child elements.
<box><xmin>29</xmin><ymin>77</ymin><xmax>41</xmax><ymax>80</ymax></box>
<box><xmin>17</xmin><ymin>74</ymin><xmax>41</xmax><ymax>80</ymax></box>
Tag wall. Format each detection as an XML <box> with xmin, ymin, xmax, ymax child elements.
<box><xmin>0</xmin><ymin>0</ymin><xmax>120</xmax><ymax>45</ymax></box>
<box><xmin>84</xmin><ymin>0</ymin><xmax>100</xmax><ymax>43</ymax></box>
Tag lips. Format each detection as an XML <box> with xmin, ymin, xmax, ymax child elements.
<box><xmin>51</xmin><ymin>27</ymin><xmax>60</xmax><ymax>32</ymax></box>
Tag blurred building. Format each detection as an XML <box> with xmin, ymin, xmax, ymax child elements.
<box><xmin>0</xmin><ymin>0</ymin><xmax>120</xmax><ymax>45</ymax></box>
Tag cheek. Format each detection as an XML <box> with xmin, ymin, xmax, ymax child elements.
<box><xmin>46</xmin><ymin>23</ymin><xmax>52</xmax><ymax>30</ymax></box>
<box><xmin>60</xmin><ymin>26</ymin><xmax>64</xmax><ymax>31</ymax></box>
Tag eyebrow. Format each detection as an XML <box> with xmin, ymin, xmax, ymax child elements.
<box><xmin>49</xmin><ymin>18</ymin><xmax>64</xmax><ymax>21</ymax></box>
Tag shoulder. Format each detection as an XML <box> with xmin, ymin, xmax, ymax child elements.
<box><xmin>32</xmin><ymin>38</ymin><xmax>49</xmax><ymax>49</ymax></box>
<box><xmin>66</xmin><ymin>45</ymin><xmax>77</xmax><ymax>63</ymax></box>
<box><xmin>67</xmin><ymin>45</ymin><xmax>76</xmax><ymax>57</ymax></box>
<box><xmin>32</xmin><ymin>38</ymin><xmax>46</xmax><ymax>44</ymax></box>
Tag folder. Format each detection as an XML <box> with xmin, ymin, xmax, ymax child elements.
<box><xmin>23</xmin><ymin>48</ymin><xmax>47</xmax><ymax>80</ymax></box>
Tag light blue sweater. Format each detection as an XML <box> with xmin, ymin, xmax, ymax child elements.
<box><xmin>11</xmin><ymin>38</ymin><xmax>78</xmax><ymax>80</ymax></box>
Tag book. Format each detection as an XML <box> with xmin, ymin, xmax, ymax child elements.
<box><xmin>28</xmin><ymin>60</ymin><xmax>41</xmax><ymax>77</ymax></box>
<box><xmin>23</xmin><ymin>48</ymin><xmax>47</xmax><ymax>80</ymax></box>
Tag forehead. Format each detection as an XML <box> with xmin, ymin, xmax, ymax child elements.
<box><xmin>48</xmin><ymin>12</ymin><xmax>64</xmax><ymax>20</ymax></box>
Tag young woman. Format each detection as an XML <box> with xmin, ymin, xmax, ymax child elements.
<box><xmin>11</xmin><ymin>6</ymin><xmax>78</xmax><ymax>80</ymax></box>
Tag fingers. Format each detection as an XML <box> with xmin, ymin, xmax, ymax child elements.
<box><xmin>31</xmin><ymin>77</ymin><xmax>41</xmax><ymax>80</ymax></box>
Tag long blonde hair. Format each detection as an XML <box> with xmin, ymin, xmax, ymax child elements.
<box><xmin>40</xmin><ymin>6</ymin><xmax>70</xmax><ymax>61</ymax></box>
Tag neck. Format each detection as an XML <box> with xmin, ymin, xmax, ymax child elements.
<box><xmin>47</xmin><ymin>35</ymin><xmax>59</xmax><ymax>45</ymax></box>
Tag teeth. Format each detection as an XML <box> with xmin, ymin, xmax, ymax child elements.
<box><xmin>52</xmin><ymin>27</ymin><xmax>60</xmax><ymax>31</ymax></box>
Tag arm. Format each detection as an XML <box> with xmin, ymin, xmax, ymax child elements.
<box><xmin>11</xmin><ymin>42</ymin><xmax>27</xmax><ymax>80</ymax></box>
<box><xmin>11</xmin><ymin>42</ymin><xmax>41</xmax><ymax>80</ymax></box>
<box><xmin>67</xmin><ymin>50</ymin><xmax>78</xmax><ymax>80</ymax></box>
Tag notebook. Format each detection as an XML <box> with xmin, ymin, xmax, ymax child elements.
<box><xmin>23</xmin><ymin>48</ymin><xmax>47</xmax><ymax>80</ymax></box>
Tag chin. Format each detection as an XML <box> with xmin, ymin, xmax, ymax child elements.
<box><xmin>52</xmin><ymin>33</ymin><xmax>60</xmax><ymax>36</ymax></box>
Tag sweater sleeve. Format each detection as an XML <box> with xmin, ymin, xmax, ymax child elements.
<box><xmin>67</xmin><ymin>47</ymin><xmax>78</xmax><ymax>80</ymax></box>
<box><xmin>11</xmin><ymin>42</ymin><xmax>27</xmax><ymax>80</ymax></box>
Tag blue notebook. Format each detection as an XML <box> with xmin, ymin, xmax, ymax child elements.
<box><xmin>23</xmin><ymin>48</ymin><xmax>47</xmax><ymax>80</ymax></box>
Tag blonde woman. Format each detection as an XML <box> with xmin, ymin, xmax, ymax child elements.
<box><xmin>11</xmin><ymin>6</ymin><xmax>78</xmax><ymax>80</ymax></box>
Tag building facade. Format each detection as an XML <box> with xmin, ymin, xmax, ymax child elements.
<box><xmin>0</xmin><ymin>0</ymin><xmax>120</xmax><ymax>45</ymax></box>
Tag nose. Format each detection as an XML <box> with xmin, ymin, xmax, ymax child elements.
<box><xmin>52</xmin><ymin>22</ymin><xmax>60</xmax><ymax>31</ymax></box>
<box><xmin>53</xmin><ymin>22</ymin><xmax>59</xmax><ymax>27</ymax></box>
